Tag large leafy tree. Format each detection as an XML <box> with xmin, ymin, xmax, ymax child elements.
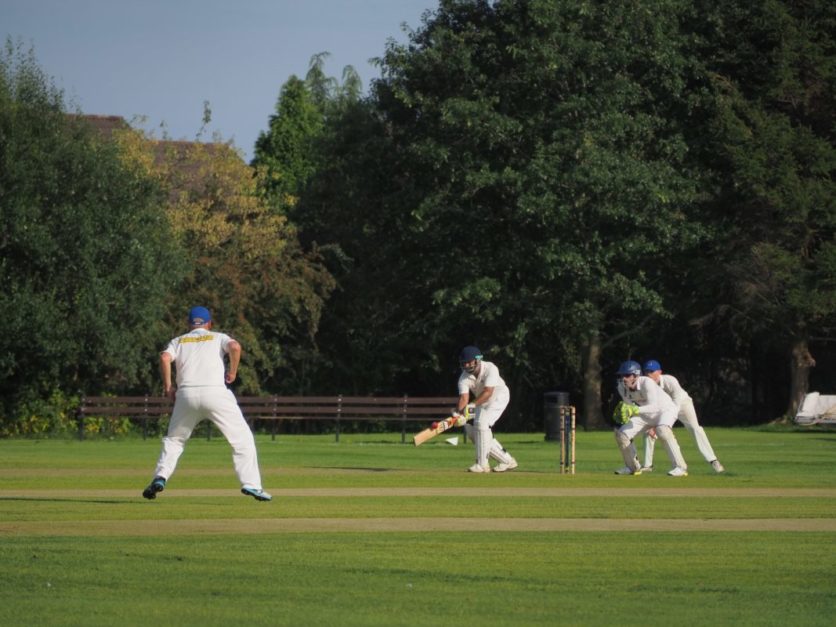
<box><xmin>302</xmin><ymin>0</ymin><xmax>702</xmax><ymax>426</ymax></box>
<box><xmin>115</xmin><ymin>129</ymin><xmax>336</xmax><ymax>395</ymax></box>
<box><xmin>0</xmin><ymin>41</ymin><xmax>183</xmax><ymax>424</ymax></box>
<box><xmin>252</xmin><ymin>53</ymin><xmax>363</xmax><ymax>218</ymax></box>
<box><xmin>685</xmin><ymin>0</ymin><xmax>836</xmax><ymax>419</ymax></box>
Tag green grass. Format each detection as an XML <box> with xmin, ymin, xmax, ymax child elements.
<box><xmin>1</xmin><ymin>428</ymin><xmax>835</xmax><ymax>626</ymax></box>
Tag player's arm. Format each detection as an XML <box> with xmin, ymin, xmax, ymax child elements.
<box><xmin>160</xmin><ymin>352</ymin><xmax>174</xmax><ymax>399</ymax></box>
<box><xmin>471</xmin><ymin>386</ymin><xmax>494</xmax><ymax>407</ymax></box>
<box><xmin>226</xmin><ymin>339</ymin><xmax>241</xmax><ymax>384</ymax></box>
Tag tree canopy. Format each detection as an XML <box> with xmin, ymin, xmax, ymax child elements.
<box><xmin>0</xmin><ymin>40</ymin><xmax>183</xmax><ymax>425</ymax></box>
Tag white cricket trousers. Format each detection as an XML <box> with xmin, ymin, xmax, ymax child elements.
<box><xmin>615</xmin><ymin>412</ymin><xmax>687</xmax><ymax>471</ymax></box>
<box><xmin>153</xmin><ymin>386</ymin><xmax>263</xmax><ymax>489</ymax></box>
<box><xmin>463</xmin><ymin>391</ymin><xmax>514</xmax><ymax>467</ymax></box>
<box><xmin>644</xmin><ymin>398</ymin><xmax>717</xmax><ymax>466</ymax></box>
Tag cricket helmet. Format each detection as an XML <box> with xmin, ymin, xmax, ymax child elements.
<box><xmin>616</xmin><ymin>360</ymin><xmax>641</xmax><ymax>377</ymax></box>
<box><xmin>459</xmin><ymin>346</ymin><xmax>483</xmax><ymax>373</ymax></box>
<box><xmin>642</xmin><ymin>359</ymin><xmax>662</xmax><ymax>373</ymax></box>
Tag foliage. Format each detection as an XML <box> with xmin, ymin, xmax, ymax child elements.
<box><xmin>252</xmin><ymin>53</ymin><xmax>363</xmax><ymax>216</ymax></box>
<box><xmin>115</xmin><ymin>131</ymin><xmax>336</xmax><ymax>394</ymax></box>
<box><xmin>0</xmin><ymin>40</ymin><xmax>184</xmax><ymax>425</ymax></box>
<box><xmin>300</xmin><ymin>0</ymin><xmax>704</xmax><ymax>426</ymax></box>
<box><xmin>679</xmin><ymin>0</ymin><xmax>836</xmax><ymax>418</ymax></box>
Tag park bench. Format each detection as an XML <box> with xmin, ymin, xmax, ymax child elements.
<box><xmin>76</xmin><ymin>394</ymin><xmax>459</xmax><ymax>443</ymax></box>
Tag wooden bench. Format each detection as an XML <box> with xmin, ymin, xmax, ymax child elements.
<box><xmin>76</xmin><ymin>394</ymin><xmax>458</xmax><ymax>442</ymax></box>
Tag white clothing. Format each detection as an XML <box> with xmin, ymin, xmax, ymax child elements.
<box><xmin>164</xmin><ymin>328</ymin><xmax>231</xmax><ymax>387</ymax></box>
<box><xmin>616</xmin><ymin>376</ymin><xmax>678</xmax><ymax>428</ymax></box>
<box><xmin>615</xmin><ymin>376</ymin><xmax>686</xmax><ymax>471</ymax></box>
<box><xmin>152</xmin><ymin>327</ymin><xmax>264</xmax><ymax>490</ymax></box>
<box><xmin>458</xmin><ymin>360</ymin><xmax>514</xmax><ymax>469</ymax></box>
<box><xmin>644</xmin><ymin>374</ymin><xmax>719</xmax><ymax>466</ymax></box>
<box><xmin>457</xmin><ymin>360</ymin><xmax>510</xmax><ymax>416</ymax></box>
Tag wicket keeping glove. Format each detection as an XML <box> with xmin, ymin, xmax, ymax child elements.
<box><xmin>612</xmin><ymin>401</ymin><xmax>640</xmax><ymax>426</ymax></box>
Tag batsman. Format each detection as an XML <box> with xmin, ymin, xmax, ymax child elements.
<box><xmin>455</xmin><ymin>346</ymin><xmax>517</xmax><ymax>473</ymax></box>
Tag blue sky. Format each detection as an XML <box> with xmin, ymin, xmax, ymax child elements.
<box><xmin>1</xmin><ymin>0</ymin><xmax>438</xmax><ymax>161</ymax></box>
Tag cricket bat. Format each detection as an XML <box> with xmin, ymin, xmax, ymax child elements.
<box><xmin>413</xmin><ymin>415</ymin><xmax>460</xmax><ymax>446</ymax></box>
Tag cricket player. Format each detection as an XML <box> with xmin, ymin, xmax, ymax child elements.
<box><xmin>142</xmin><ymin>306</ymin><xmax>271</xmax><ymax>501</ymax></box>
<box><xmin>455</xmin><ymin>345</ymin><xmax>517</xmax><ymax>473</ymax></box>
<box><xmin>640</xmin><ymin>359</ymin><xmax>725</xmax><ymax>473</ymax></box>
<box><xmin>613</xmin><ymin>360</ymin><xmax>688</xmax><ymax>477</ymax></box>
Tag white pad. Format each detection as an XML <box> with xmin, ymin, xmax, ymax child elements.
<box><xmin>644</xmin><ymin>432</ymin><xmax>656</xmax><ymax>467</ymax></box>
<box><xmin>656</xmin><ymin>425</ymin><xmax>687</xmax><ymax>470</ymax></box>
<box><xmin>489</xmin><ymin>439</ymin><xmax>514</xmax><ymax>464</ymax></box>
<box><xmin>614</xmin><ymin>429</ymin><xmax>640</xmax><ymax>470</ymax></box>
<box><xmin>475</xmin><ymin>428</ymin><xmax>492</xmax><ymax>467</ymax></box>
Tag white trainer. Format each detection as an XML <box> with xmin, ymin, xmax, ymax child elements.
<box><xmin>493</xmin><ymin>459</ymin><xmax>518</xmax><ymax>473</ymax></box>
<box><xmin>710</xmin><ymin>460</ymin><xmax>725</xmax><ymax>473</ymax></box>
<box><xmin>614</xmin><ymin>466</ymin><xmax>641</xmax><ymax>475</ymax></box>
<box><xmin>468</xmin><ymin>463</ymin><xmax>490</xmax><ymax>473</ymax></box>
<box><xmin>667</xmin><ymin>467</ymin><xmax>688</xmax><ymax>477</ymax></box>
<box><xmin>640</xmin><ymin>466</ymin><xmax>654</xmax><ymax>473</ymax></box>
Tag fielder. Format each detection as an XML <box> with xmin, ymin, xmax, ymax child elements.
<box><xmin>640</xmin><ymin>359</ymin><xmax>725</xmax><ymax>473</ymax></box>
<box><xmin>142</xmin><ymin>306</ymin><xmax>271</xmax><ymax>501</ymax></box>
<box><xmin>613</xmin><ymin>360</ymin><xmax>688</xmax><ymax>477</ymax></box>
<box><xmin>455</xmin><ymin>345</ymin><xmax>517</xmax><ymax>473</ymax></box>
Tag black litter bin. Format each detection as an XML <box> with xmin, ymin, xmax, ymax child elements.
<box><xmin>544</xmin><ymin>391</ymin><xmax>570</xmax><ymax>441</ymax></box>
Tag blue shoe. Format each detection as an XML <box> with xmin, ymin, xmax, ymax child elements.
<box><xmin>241</xmin><ymin>486</ymin><xmax>272</xmax><ymax>501</ymax></box>
<box><xmin>142</xmin><ymin>476</ymin><xmax>166</xmax><ymax>500</ymax></box>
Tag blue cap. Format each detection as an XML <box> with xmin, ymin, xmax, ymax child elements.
<box><xmin>188</xmin><ymin>306</ymin><xmax>212</xmax><ymax>326</ymax></box>
<box><xmin>643</xmin><ymin>359</ymin><xmax>662</xmax><ymax>373</ymax></box>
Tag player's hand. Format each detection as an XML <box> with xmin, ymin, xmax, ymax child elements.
<box><xmin>452</xmin><ymin>412</ymin><xmax>467</xmax><ymax>427</ymax></box>
<box><xmin>465</xmin><ymin>403</ymin><xmax>476</xmax><ymax>420</ymax></box>
<box><xmin>612</xmin><ymin>401</ymin><xmax>639</xmax><ymax>425</ymax></box>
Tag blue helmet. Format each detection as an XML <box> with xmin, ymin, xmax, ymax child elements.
<box><xmin>643</xmin><ymin>359</ymin><xmax>662</xmax><ymax>373</ymax></box>
<box><xmin>616</xmin><ymin>360</ymin><xmax>641</xmax><ymax>376</ymax></box>
<box><xmin>459</xmin><ymin>346</ymin><xmax>483</xmax><ymax>373</ymax></box>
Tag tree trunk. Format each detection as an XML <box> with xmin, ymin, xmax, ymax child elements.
<box><xmin>788</xmin><ymin>338</ymin><xmax>815</xmax><ymax>418</ymax></box>
<box><xmin>582</xmin><ymin>333</ymin><xmax>607</xmax><ymax>429</ymax></box>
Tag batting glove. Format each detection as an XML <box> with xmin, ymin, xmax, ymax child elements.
<box><xmin>452</xmin><ymin>412</ymin><xmax>468</xmax><ymax>427</ymax></box>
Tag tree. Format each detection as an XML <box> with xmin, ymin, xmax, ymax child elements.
<box><xmin>0</xmin><ymin>40</ymin><xmax>184</xmax><ymax>427</ymax></box>
<box><xmin>115</xmin><ymin>129</ymin><xmax>336</xmax><ymax>395</ymax></box>
<box><xmin>686</xmin><ymin>0</ymin><xmax>836</xmax><ymax>419</ymax></box>
<box><xmin>252</xmin><ymin>76</ymin><xmax>323</xmax><ymax>213</ymax></box>
<box><xmin>252</xmin><ymin>53</ymin><xmax>364</xmax><ymax>217</ymax></box>
<box><xmin>301</xmin><ymin>0</ymin><xmax>703</xmax><ymax>426</ymax></box>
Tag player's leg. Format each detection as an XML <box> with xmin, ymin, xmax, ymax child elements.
<box><xmin>144</xmin><ymin>394</ymin><xmax>201</xmax><ymax>498</ymax></box>
<box><xmin>643</xmin><ymin>431</ymin><xmax>657</xmax><ymax>471</ymax></box>
<box><xmin>482</xmin><ymin>398</ymin><xmax>516</xmax><ymax>472</ymax></box>
<box><xmin>656</xmin><ymin>424</ymin><xmax>688</xmax><ymax>476</ymax></box>
<box><xmin>206</xmin><ymin>389</ymin><xmax>265</xmax><ymax>491</ymax></box>
<box><xmin>679</xmin><ymin>401</ymin><xmax>722</xmax><ymax>469</ymax></box>
<box><xmin>489</xmin><ymin>439</ymin><xmax>517</xmax><ymax>471</ymax></box>
<box><xmin>153</xmin><ymin>394</ymin><xmax>202</xmax><ymax>479</ymax></box>
<box><xmin>614</xmin><ymin>420</ymin><xmax>644</xmax><ymax>474</ymax></box>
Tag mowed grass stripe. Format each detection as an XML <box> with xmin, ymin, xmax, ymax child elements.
<box><xmin>2</xmin><ymin>487</ymin><xmax>835</xmax><ymax>498</ymax></box>
<box><xmin>2</xmin><ymin>517</ymin><xmax>836</xmax><ymax>535</ymax></box>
